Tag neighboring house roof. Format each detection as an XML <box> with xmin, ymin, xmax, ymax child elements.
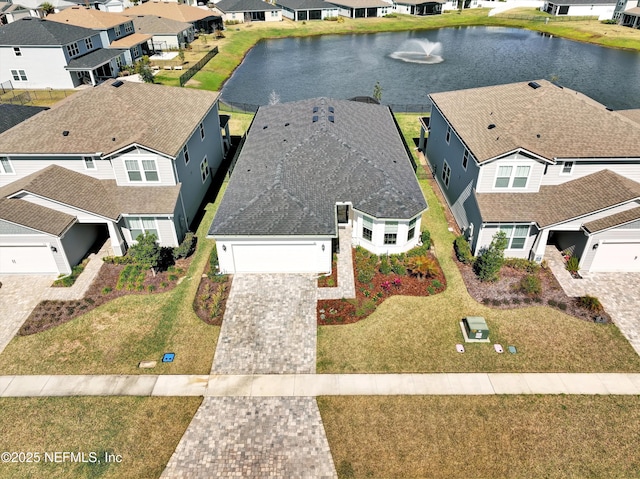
<box><xmin>624</xmin><ymin>6</ymin><xmax>640</xmax><ymax>14</ymax></box>
<box><xmin>108</xmin><ymin>32</ymin><xmax>152</xmax><ymax>47</ymax></box>
<box><xmin>583</xmin><ymin>206</ymin><xmax>640</xmax><ymax>234</ymax></box>
<box><xmin>0</xmin><ymin>17</ymin><xmax>95</xmax><ymax>46</ymax></box>
<box><xmin>0</xmin><ymin>165</ymin><xmax>181</xmax><ymax>223</ymax></box>
<box><xmin>617</xmin><ymin>108</ymin><xmax>640</xmax><ymax>125</ymax></box>
<box><xmin>0</xmin><ymin>79</ymin><xmax>221</xmax><ymax>158</ymax></box>
<box><xmin>326</xmin><ymin>0</ymin><xmax>389</xmax><ymax>8</ymax></box>
<box><xmin>546</xmin><ymin>0</ymin><xmax>614</xmax><ymax>4</ymax></box>
<box><xmin>46</xmin><ymin>6</ymin><xmax>130</xmax><ymax>29</ymax></box>
<box><xmin>120</xmin><ymin>2</ymin><xmax>220</xmax><ymax>22</ymax></box>
<box><xmin>0</xmin><ymin>197</ymin><xmax>75</xmax><ymax>236</ymax></box>
<box><xmin>0</xmin><ymin>104</ymin><xmax>48</xmax><ymax>134</ymax></box>
<box><xmin>65</xmin><ymin>47</ymin><xmax>125</xmax><ymax>69</ymax></box>
<box><xmin>395</xmin><ymin>0</ymin><xmax>445</xmax><ymax>5</ymax></box>
<box><xmin>275</xmin><ymin>0</ymin><xmax>335</xmax><ymax>9</ymax></box>
<box><xmin>125</xmin><ymin>14</ymin><xmax>193</xmax><ymax>35</ymax></box>
<box><xmin>209</xmin><ymin>98</ymin><xmax>427</xmax><ymax>238</ymax></box>
<box><xmin>475</xmin><ymin>170</ymin><xmax>640</xmax><ymax>228</ymax></box>
<box><xmin>215</xmin><ymin>0</ymin><xmax>280</xmax><ymax>12</ymax></box>
<box><xmin>429</xmin><ymin>80</ymin><xmax>640</xmax><ymax>163</ymax></box>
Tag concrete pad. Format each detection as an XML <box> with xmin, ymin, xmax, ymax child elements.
<box><xmin>250</xmin><ymin>375</ymin><xmax>296</xmax><ymax>396</ymax></box>
<box><xmin>2</xmin><ymin>375</ymin><xmax>50</xmax><ymax>397</ymax></box>
<box><xmin>152</xmin><ymin>375</ymin><xmax>209</xmax><ymax>396</ymax></box>
<box><xmin>559</xmin><ymin>374</ymin><xmax>608</xmax><ymax>394</ymax></box>
<box><xmin>488</xmin><ymin>373</ymin><xmax>533</xmax><ymax>394</ymax></box>
<box><xmin>111</xmin><ymin>375</ymin><xmax>158</xmax><ymax>396</ymax></box>
<box><xmin>446</xmin><ymin>373</ymin><xmax>495</xmax><ymax>395</ymax></box>
<box><xmin>595</xmin><ymin>374</ymin><xmax>640</xmax><ymax>395</ymax></box>
<box><xmin>624</xmin><ymin>373</ymin><xmax>640</xmax><ymax>392</ymax></box>
<box><xmin>0</xmin><ymin>376</ymin><xmax>15</xmax><ymax>395</ymax></box>
<box><xmin>522</xmin><ymin>373</ymin><xmax>568</xmax><ymax>394</ymax></box>
<box><xmin>294</xmin><ymin>374</ymin><xmax>340</xmax><ymax>396</ymax></box>
<box><xmin>412</xmin><ymin>374</ymin><xmax>452</xmax><ymax>394</ymax></box>
<box><xmin>207</xmin><ymin>375</ymin><xmax>253</xmax><ymax>396</ymax></box>
<box><xmin>336</xmin><ymin>374</ymin><xmax>378</xmax><ymax>395</ymax></box>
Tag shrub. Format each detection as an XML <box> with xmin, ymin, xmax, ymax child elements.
<box><xmin>431</xmin><ymin>279</ymin><xmax>443</xmax><ymax>289</ymax></box>
<box><xmin>548</xmin><ymin>299</ymin><xmax>558</xmax><ymax>308</ymax></box>
<box><xmin>102</xmin><ymin>255</ymin><xmax>134</xmax><ymax>265</ymax></box>
<box><xmin>224</xmin><ymin>19</ymin><xmax>241</xmax><ymax>25</ymax></box>
<box><xmin>391</xmin><ymin>262</ymin><xmax>406</xmax><ymax>275</ymax></box>
<box><xmin>173</xmin><ymin>232</ymin><xmax>196</xmax><ymax>260</ymax></box>
<box><xmin>454</xmin><ymin>235</ymin><xmax>474</xmax><ymax>264</ymax></box>
<box><xmin>579</xmin><ymin>295</ymin><xmax>603</xmax><ymax>313</ymax></box>
<box><xmin>379</xmin><ymin>256</ymin><xmax>392</xmax><ymax>274</ymax></box>
<box><xmin>102</xmin><ymin>287</ymin><xmax>112</xmax><ymax>295</ymax></box>
<box><xmin>512</xmin><ymin>297</ymin><xmax>521</xmax><ymax>304</ymax></box>
<box><xmin>492</xmin><ymin>299</ymin><xmax>501</xmax><ymax>306</ymax></box>
<box><xmin>207</xmin><ymin>246</ymin><xmax>220</xmax><ymax>278</ymax></box>
<box><xmin>420</xmin><ymin>230</ymin><xmax>431</xmax><ymax>249</ymax></box>
<box><xmin>473</xmin><ymin>231</ymin><xmax>508</xmax><ymax>282</ymax></box>
<box><xmin>406</xmin><ymin>243</ymin><xmax>430</xmax><ymax>257</ymax></box>
<box><xmin>406</xmin><ymin>255</ymin><xmax>439</xmax><ymax>279</ymax></box>
<box><xmin>516</xmin><ymin>274</ymin><xmax>542</xmax><ymax>296</ymax></box>
<box><xmin>558</xmin><ymin>302</ymin><xmax>567</xmax><ymax>311</ymax></box>
<box><xmin>523</xmin><ymin>297</ymin><xmax>532</xmax><ymax>304</ymax></box>
<box><xmin>504</xmin><ymin>257</ymin><xmax>540</xmax><ymax>273</ymax></box>
<box><xmin>128</xmin><ymin>233</ymin><xmax>161</xmax><ymax>274</ymax></box>
<box><xmin>357</xmin><ymin>266</ymin><xmax>376</xmax><ymax>284</ymax></box>
<box><xmin>566</xmin><ymin>255</ymin><xmax>580</xmax><ymax>273</ymax></box>
<box><xmin>324</xmin><ymin>15</ymin><xmax>338</xmax><ymax>21</ymax></box>
<box><xmin>601</xmin><ymin>18</ymin><xmax>617</xmax><ymax>24</ymax></box>
<box><xmin>148</xmin><ymin>284</ymin><xmax>156</xmax><ymax>292</ymax></box>
<box><xmin>355</xmin><ymin>299</ymin><xmax>376</xmax><ymax>317</ymax></box>
<box><xmin>482</xmin><ymin>298</ymin><xmax>491</xmax><ymax>305</ymax></box>
<box><xmin>427</xmin><ymin>286</ymin><xmax>436</xmax><ymax>295</ymax></box>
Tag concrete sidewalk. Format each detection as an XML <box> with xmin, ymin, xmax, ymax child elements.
<box><xmin>3</xmin><ymin>373</ymin><xmax>640</xmax><ymax>397</ymax></box>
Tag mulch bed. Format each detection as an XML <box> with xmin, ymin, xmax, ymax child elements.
<box><xmin>318</xmin><ymin>255</ymin><xmax>338</xmax><ymax>288</ymax></box>
<box><xmin>457</xmin><ymin>256</ymin><xmax>611</xmax><ymax>324</ymax></box>
<box><xmin>19</xmin><ymin>257</ymin><xmax>193</xmax><ymax>336</ymax></box>
<box><xmin>318</xmin><ymin>249</ymin><xmax>447</xmax><ymax>325</ymax></box>
<box><xmin>193</xmin><ymin>261</ymin><xmax>232</xmax><ymax>326</ymax></box>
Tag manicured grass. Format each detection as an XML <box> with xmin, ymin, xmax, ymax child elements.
<box><xmin>0</xmin><ymin>183</ymin><xmax>228</xmax><ymax>375</ymax></box>
<box><xmin>319</xmin><ymin>395</ymin><xmax>640</xmax><ymax>479</ymax></box>
<box><xmin>221</xmin><ymin>108</ymin><xmax>255</xmax><ymax>136</ymax></box>
<box><xmin>0</xmin><ymin>396</ymin><xmax>200</xmax><ymax>479</ymax></box>
<box><xmin>316</xmin><ymin>114</ymin><xmax>640</xmax><ymax>374</ymax></box>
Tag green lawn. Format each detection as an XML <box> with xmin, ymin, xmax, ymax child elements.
<box><xmin>0</xmin><ymin>183</ymin><xmax>228</xmax><ymax>376</ymax></box>
<box><xmin>0</xmin><ymin>397</ymin><xmax>200</xmax><ymax>479</ymax></box>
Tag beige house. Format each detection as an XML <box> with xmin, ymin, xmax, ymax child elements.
<box><xmin>120</xmin><ymin>2</ymin><xmax>222</xmax><ymax>32</ymax></box>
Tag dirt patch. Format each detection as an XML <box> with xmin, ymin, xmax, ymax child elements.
<box><xmin>19</xmin><ymin>257</ymin><xmax>193</xmax><ymax>336</ymax></box>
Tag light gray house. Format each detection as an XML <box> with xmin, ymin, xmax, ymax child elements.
<box><xmin>125</xmin><ymin>14</ymin><xmax>195</xmax><ymax>49</ymax></box>
<box><xmin>392</xmin><ymin>0</ymin><xmax>445</xmax><ymax>15</ymax></box>
<box><xmin>0</xmin><ymin>80</ymin><xmax>228</xmax><ymax>274</ymax></box>
<box><xmin>276</xmin><ymin>0</ymin><xmax>338</xmax><ymax>20</ymax></box>
<box><xmin>215</xmin><ymin>0</ymin><xmax>282</xmax><ymax>22</ymax></box>
<box><xmin>424</xmin><ymin>80</ymin><xmax>640</xmax><ymax>273</ymax></box>
<box><xmin>329</xmin><ymin>0</ymin><xmax>390</xmax><ymax>17</ymax></box>
<box><xmin>620</xmin><ymin>5</ymin><xmax>640</xmax><ymax>26</ymax></box>
<box><xmin>542</xmin><ymin>0</ymin><xmax>616</xmax><ymax>19</ymax></box>
<box><xmin>208</xmin><ymin>98</ymin><xmax>427</xmax><ymax>274</ymax></box>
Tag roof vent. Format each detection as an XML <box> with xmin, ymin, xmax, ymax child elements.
<box><xmin>312</xmin><ymin>115</ymin><xmax>318</xmax><ymax>123</ymax></box>
<box><xmin>328</xmin><ymin>116</ymin><xmax>334</xmax><ymax>123</ymax></box>
<box><xmin>284</xmin><ymin>122</ymin><xmax>290</xmax><ymax>127</ymax></box>
<box><xmin>528</xmin><ymin>81</ymin><xmax>541</xmax><ymax>89</ymax></box>
<box><xmin>263</xmin><ymin>125</ymin><xmax>268</xmax><ymax>129</ymax></box>
<box><xmin>487</xmin><ymin>124</ymin><xmax>496</xmax><ymax>130</ymax></box>
<box><xmin>328</xmin><ymin>106</ymin><xmax>334</xmax><ymax>113</ymax></box>
<box><xmin>313</xmin><ymin>106</ymin><xmax>318</xmax><ymax>113</ymax></box>
<box><xmin>112</xmin><ymin>80</ymin><xmax>124</xmax><ymax>88</ymax></box>
<box><xmin>62</xmin><ymin>130</ymin><xmax>69</xmax><ymax>136</ymax></box>
<box><xmin>536</xmin><ymin>134</ymin><xmax>540</xmax><ymax>138</ymax></box>
<box><xmin>112</xmin><ymin>137</ymin><xmax>116</xmax><ymax>141</ymax></box>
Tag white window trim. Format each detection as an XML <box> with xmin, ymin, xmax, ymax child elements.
<box><xmin>83</xmin><ymin>156</ymin><xmax>96</xmax><ymax>170</ymax></box>
<box><xmin>499</xmin><ymin>224</ymin><xmax>529</xmax><ymax>250</ymax></box>
<box><xmin>124</xmin><ymin>158</ymin><xmax>160</xmax><ymax>183</ymax></box>
<box><xmin>11</xmin><ymin>70</ymin><xmax>27</xmax><ymax>82</ymax></box>
<box><xmin>445</xmin><ymin>125</ymin><xmax>451</xmax><ymax>144</ymax></box>
<box><xmin>13</xmin><ymin>47</ymin><xmax>21</xmax><ymax>57</ymax></box>
<box><xmin>493</xmin><ymin>164</ymin><xmax>531</xmax><ymax>189</ymax></box>
<box><xmin>199</xmin><ymin>122</ymin><xmax>205</xmax><ymax>140</ymax></box>
<box><xmin>124</xmin><ymin>22</ymin><xmax>134</xmax><ymax>33</ymax></box>
<box><xmin>560</xmin><ymin>161</ymin><xmax>574</xmax><ymax>175</ymax></box>
<box><xmin>362</xmin><ymin>215</ymin><xmax>373</xmax><ymax>243</ymax></box>
<box><xmin>442</xmin><ymin>160</ymin><xmax>451</xmax><ymax>188</ymax></box>
<box><xmin>0</xmin><ymin>157</ymin><xmax>15</xmax><ymax>175</ymax></box>
<box><xmin>462</xmin><ymin>149</ymin><xmax>469</xmax><ymax>171</ymax></box>
<box><xmin>126</xmin><ymin>216</ymin><xmax>160</xmax><ymax>243</ymax></box>
<box><xmin>183</xmin><ymin>145</ymin><xmax>190</xmax><ymax>165</ymax></box>
<box><xmin>200</xmin><ymin>156</ymin><xmax>209</xmax><ymax>183</ymax></box>
<box><xmin>114</xmin><ymin>25</ymin><xmax>121</xmax><ymax>37</ymax></box>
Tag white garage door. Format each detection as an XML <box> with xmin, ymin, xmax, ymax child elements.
<box><xmin>0</xmin><ymin>245</ymin><xmax>58</xmax><ymax>274</ymax></box>
<box><xmin>231</xmin><ymin>244</ymin><xmax>318</xmax><ymax>273</ymax></box>
<box><xmin>590</xmin><ymin>242</ymin><xmax>640</xmax><ymax>272</ymax></box>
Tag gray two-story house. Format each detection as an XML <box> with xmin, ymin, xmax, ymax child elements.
<box><xmin>0</xmin><ymin>80</ymin><xmax>228</xmax><ymax>274</ymax></box>
<box><xmin>424</xmin><ymin>80</ymin><xmax>640</xmax><ymax>273</ymax></box>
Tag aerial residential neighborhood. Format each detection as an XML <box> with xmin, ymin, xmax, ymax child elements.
<box><xmin>1</xmin><ymin>2</ymin><xmax>640</xmax><ymax>478</ymax></box>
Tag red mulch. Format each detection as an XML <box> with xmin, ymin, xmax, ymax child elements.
<box><xmin>318</xmin><ymin>255</ymin><xmax>338</xmax><ymax>288</ymax></box>
<box><xmin>19</xmin><ymin>257</ymin><xmax>193</xmax><ymax>336</ymax></box>
<box><xmin>317</xmin><ymin>249</ymin><xmax>446</xmax><ymax>325</ymax></box>
<box><xmin>193</xmin><ymin>260</ymin><xmax>232</xmax><ymax>325</ymax></box>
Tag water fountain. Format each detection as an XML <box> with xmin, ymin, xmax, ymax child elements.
<box><xmin>389</xmin><ymin>39</ymin><xmax>444</xmax><ymax>64</ymax></box>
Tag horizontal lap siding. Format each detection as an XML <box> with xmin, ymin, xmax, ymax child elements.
<box><xmin>541</xmin><ymin>161</ymin><xmax>640</xmax><ymax>186</ymax></box>
<box><xmin>582</xmin><ymin>228</ymin><xmax>640</xmax><ymax>271</ymax></box>
<box><xmin>0</xmin><ymin>46</ymin><xmax>74</xmax><ymax>90</ymax></box>
<box><xmin>17</xmin><ymin>193</ymin><xmax>112</xmax><ymax>222</ymax></box>
<box><xmin>112</xmin><ymin>150</ymin><xmax>177</xmax><ymax>186</ymax></box>
<box><xmin>0</xmin><ymin>234</ymin><xmax>68</xmax><ymax>274</ymax></box>
<box><xmin>0</xmin><ymin>158</ymin><xmax>115</xmax><ymax>187</ymax></box>
<box><xmin>477</xmin><ymin>155</ymin><xmax>544</xmax><ymax>193</ymax></box>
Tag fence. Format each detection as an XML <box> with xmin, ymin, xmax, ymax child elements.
<box><xmin>179</xmin><ymin>46</ymin><xmax>219</xmax><ymax>87</ymax></box>
<box><xmin>0</xmin><ymin>89</ymin><xmax>75</xmax><ymax>105</ymax></box>
<box><xmin>220</xmin><ymin>99</ymin><xmax>431</xmax><ymax>114</ymax></box>
<box><xmin>0</xmin><ymin>80</ymin><xmax>12</xmax><ymax>94</ymax></box>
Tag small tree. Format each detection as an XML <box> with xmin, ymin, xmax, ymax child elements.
<box><xmin>40</xmin><ymin>2</ymin><xmax>55</xmax><ymax>15</ymax></box>
<box><xmin>373</xmin><ymin>81</ymin><xmax>383</xmax><ymax>102</ymax></box>
<box><xmin>473</xmin><ymin>230</ymin><xmax>508</xmax><ymax>282</ymax></box>
<box><xmin>134</xmin><ymin>56</ymin><xmax>154</xmax><ymax>84</ymax></box>
<box><xmin>129</xmin><ymin>232</ymin><xmax>161</xmax><ymax>276</ymax></box>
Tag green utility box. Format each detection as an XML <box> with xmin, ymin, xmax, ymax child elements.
<box><xmin>462</xmin><ymin>316</ymin><xmax>489</xmax><ymax>340</ymax></box>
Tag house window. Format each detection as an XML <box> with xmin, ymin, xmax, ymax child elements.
<box><xmin>199</xmin><ymin>122</ymin><xmax>205</xmax><ymax>140</ymax></box>
<box><xmin>562</xmin><ymin>161</ymin><xmax>574</xmax><ymax>174</ymax></box>
<box><xmin>85</xmin><ymin>37</ymin><xmax>93</xmax><ymax>50</ymax></box>
<box><xmin>384</xmin><ymin>221</ymin><xmax>398</xmax><ymax>245</ymax></box>
<box><xmin>362</xmin><ymin>216</ymin><xmax>373</xmax><ymax>242</ymax></box>
<box><xmin>462</xmin><ymin>149</ymin><xmax>469</xmax><ymax>170</ymax></box>
<box><xmin>125</xmin><ymin>158</ymin><xmax>159</xmax><ymax>182</ymax></box>
<box><xmin>83</xmin><ymin>156</ymin><xmax>96</xmax><ymax>170</ymax></box>
<box><xmin>132</xmin><ymin>45</ymin><xmax>140</xmax><ymax>59</ymax></box>
<box><xmin>124</xmin><ymin>22</ymin><xmax>134</xmax><ymax>34</ymax></box>
<box><xmin>445</xmin><ymin>125</ymin><xmax>451</xmax><ymax>144</ymax></box>
<box><xmin>116</xmin><ymin>56</ymin><xmax>123</xmax><ymax>68</ymax></box>
<box><xmin>513</xmin><ymin>166</ymin><xmax>530</xmax><ymax>187</ymax></box>
<box><xmin>495</xmin><ymin>165</ymin><xmax>512</xmax><ymax>188</ymax></box>
<box><xmin>200</xmin><ymin>156</ymin><xmax>208</xmax><ymax>183</ymax></box>
<box><xmin>0</xmin><ymin>157</ymin><xmax>14</xmax><ymax>174</ymax></box>
<box><xmin>128</xmin><ymin>217</ymin><xmax>159</xmax><ymax>241</ymax></box>
<box><xmin>13</xmin><ymin>47</ymin><xmax>21</xmax><ymax>56</ymax></box>
<box><xmin>500</xmin><ymin>224</ymin><xmax>529</xmax><ymax>249</ymax></box>
<box><xmin>441</xmin><ymin>160</ymin><xmax>451</xmax><ymax>188</ymax></box>
<box><xmin>407</xmin><ymin>217</ymin><xmax>417</xmax><ymax>241</ymax></box>
<box><xmin>66</xmin><ymin>42</ymin><xmax>79</xmax><ymax>57</ymax></box>
<box><xmin>10</xmin><ymin>70</ymin><xmax>27</xmax><ymax>82</ymax></box>
<box><xmin>495</xmin><ymin>165</ymin><xmax>530</xmax><ymax>188</ymax></box>
<box><xmin>114</xmin><ymin>25</ymin><xmax>121</xmax><ymax>37</ymax></box>
<box><xmin>183</xmin><ymin>145</ymin><xmax>190</xmax><ymax>165</ymax></box>
<box><xmin>271</xmin><ymin>10</ymin><xmax>278</xmax><ymax>16</ymax></box>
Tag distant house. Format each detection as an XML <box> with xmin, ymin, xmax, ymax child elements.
<box><xmin>208</xmin><ymin>98</ymin><xmax>427</xmax><ymax>274</ymax></box>
<box><xmin>424</xmin><ymin>80</ymin><xmax>640</xmax><ymax>273</ymax></box>
<box><xmin>393</xmin><ymin>0</ymin><xmax>444</xmax><ymax>15</ymax></box>
<box><xmin>0</xmin><ymin>80</ymin><xmax>229</xmax><ymax>274</ymax></box>
<box><xmin>0</xmin><ymin>104</ymin><xmax>48</xmax><ymax>133</ymax></box>
<box><xmin>620</xmin><ymin>5</ymin><xmax>640</xmax><ymax>26</ymax></box>
<box><xmin>0</xmin><ymin>17</ymin><xmax>125</xmax><ymax>89</ymax></box>
<box><xmin>121</xmin><ymin>2</ymin><xmax>222</xmax><ymax>32</ymax></box>
<box><xmin>215</xmin><ymin>0</ymin><xmax>282</xmax><ymax>22</ymax></box>
<box><xmin>329</xmin><ymin>0</ymin><xmax>390</xmax><ymax>17</ymax></box>
<box><xmin>275</xmin><ymin>0</ymin><xmax>337</xmax><ymax>20</ymax></box>
<box><xmin>68</xmin><ymin>0</ymin><xmax>135</xmax><ymax>13</ymax></box>
<box><xmin>0</xmin><ymin>2</ymin><xmax>40</xmax><ymax>24</ymax></box>
<box><xmin>124</xmin><ymin>14</ymin><xmax>195</xmax><ymax>49</ymax></box>
<box><xmin>542</xmin><ymin>0</ymin><xmax>616</xmax><ymax>19</ymax></box>
<box><xmin>47</xmin><ymin>7</ymin><xmax>152</xmax><ymax>64</ymax></box>
<box><xmin>613</xmin><ymin>0</ymin><xmax>639</xmax><ymax>20</ymax></box>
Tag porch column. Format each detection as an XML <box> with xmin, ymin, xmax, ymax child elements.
<box><xmin>89</xmin><ymin>70</ymin><xmax>96</xmax><ymax>86</ymax></box>
<box><xmin>107</xmin><ymin>221</ymin><xmax>126</xmax><ymax>256</ymax></box>
<box><xmin>530</xmin><ymin>228</ymin><xmax>550</xmax><ymax>263</ymax></box>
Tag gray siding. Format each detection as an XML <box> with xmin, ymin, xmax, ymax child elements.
<box><xmin>581</xmin><ymin>227</ymin><xmax>640</xmax><ymax>271</ymax></box>
<box><xmin>552</xmin><ymin>230</ymin><xmax>588</xmax><ymax>259</ymax></box>
<box><xmin>475</xmin><ymin>223</ymin><xmax>537</xmax><ymax>259</ymax></box>
<box><xmin>0</xmin><ymin>219</ymin><xmax>40</xmax><ymax>235</ymax></box>
<box><xmin>541</xmin><ymin>159</ymin><xmax>640</xmax><ymax>186</ymax></box>
<box><xmin>477</xmin><ymin>154</ymin><xmax>545</xmax><ymax>193</ymax></box>
<box><xmin>60</xmin><ymin>223</ymin><xmax>100</xmax><ymax>267</ymax></box>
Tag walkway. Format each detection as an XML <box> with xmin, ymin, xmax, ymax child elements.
<box><xmin>317</xmin><ymin>224</ymin><xmax>356</xmax><ymax>300</ymax></box>
<box><xmin>3</xmin><ymin>373</ymin><xmax>640</xmax><ymax>397</ymax></box>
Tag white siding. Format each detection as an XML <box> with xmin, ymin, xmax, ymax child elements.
<box><xmin>0</xmin><ymin>157</ymin><xmax>115</xmax><ymax>187</ymax></box>
<box><xmin>476</xmin><ymin>154</ymin><xmax>545</xmax><ymax>193</ymax></box>
<box><xmin>541</xmin><ymin>159</ymin><xmax>640</xmax><ymax>186</ymax></box>
<box><xmin>582</xmin><ymin>228</ymin><xmax>640</xmax><ymax>271</ymax></box>
<box><xmin>112</xmin><ymin>150</ymin><xmax>176</xmax><ymax>186</ymax></box>
<box><xmin>122</xmin><ymin>216</ymin><xmax>178</xmax><ymax>247</ymax></box>
<box><xmin>16</xmin><ymin>192</ymin><xmax>113</xmax><ymax>221</ymax></box>
<box><xmin>550</xmin><ymin>200</ymin><xmax>640</xmax><ymax>230</ymax></box>
<box><xmin>0</xmin><ymin>45</ymin><xmax>75</xmax><ymax>89</ymax></box>
<box><xmin>475</xmin><ymin>223</ymin><xmax>537</xmax><ymax>259</ymax></box>
<box><xmin>0</xmin><ymin>234</ymin><xmax>68</xmax><ymax>274</ymax></box>
<box><xmin>352</xmin><ymin>209</ymin><xmax>422</xmax><ymax>255</ymax></box>
<box><xmin>60</xmin><ymin>223</ymin><xmax>100</xmax><ymax>267</ymax></box>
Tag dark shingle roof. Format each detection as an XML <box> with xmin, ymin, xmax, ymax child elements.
<box><xmin>583</xmin><ymin>206</ymin><xmax>640</xmax><ymax>233</ymax></box>
<box><xmin>0</xmin><ymin>104</ymin><xmax>48</xmax><ymax>134</ymax></box>
<box><xmin>476</xmin><ymin>170</ymin><xmax>640</xmax><ymax>228</ymax></box>
<box><xmin>216</xmin><ymin>0</ymin><xmax>280</xmax><ymax>12</ymax></box>
<box><xmin>276</xmin><ymin>0</ymin><xmax>335</xmax><ymax>9</ymax></box>
<box><xmin>66</xmin><ymin>48</ymin><xmax>125</xmax><ymax>69</ymax></box>
<box><xmin>209</xmin><ymin>98</ymin><xmax>427</xmax><ymax>237</ymax></box>
<box><xmin>0</xmin><ymin>17</ymin><xmax>95</xmax><ymax>46</ymax></box>
<box><xmin>0</xmin><ymin>198</ymin><xmax>75</xmax><ymax>236</ymax></box>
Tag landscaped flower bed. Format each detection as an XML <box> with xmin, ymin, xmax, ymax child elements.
<box><xmin>317</xmin><ymin>244</ymin><xmax>446</xmax><ymax>325</ymax></box>
<box><xmin>318</xmin><ymin>254</ymin><xmax>338</xmax><ymax>287</ymax></box>
<box><xmin>193</xmin><ymin>245</ymin><xmax>232</xmax><ymax>325</ymax></box>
